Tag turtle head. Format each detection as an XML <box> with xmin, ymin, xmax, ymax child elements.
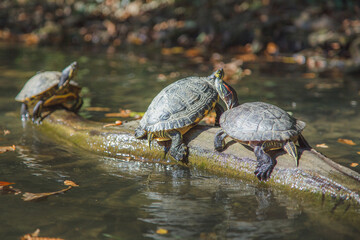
<box><xmin>215</xmin><ymin>75</ymin><xmax>239</xmax><ymax>110</ymax></box>
<box><xmin>210</xmin><ymin>68</ymin><xmax>224</xmax><ymax>81</ymax></box>
<box><xmin>58</xmin><ymin>61</ymin><xmax>78</xmax><ymax>89</ymax></box>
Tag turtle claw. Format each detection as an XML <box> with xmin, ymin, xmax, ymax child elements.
<box><xmin>32</xmin><ymin>118</ymin><xmax>42</xmax><ymax>125</ymax></box>
<box><xmin>134</xmin><ymin>127</ymin><xmax>147</xmax><ymax>139</ymax></box>
<box><xmin>254</xmin><ymin>163</ymin><xmax>274</xmax><ymax>181</ymax></box>
<box><xmin>170</xmin><ymin>143</ymin><xmax>188</xmax><ymax>162</ymax></box>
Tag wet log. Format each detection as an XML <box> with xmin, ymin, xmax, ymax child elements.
<box><xmin>40</xmin><ymin>110</ymin><xmax>360</xmax><ymax>204</ymax></box>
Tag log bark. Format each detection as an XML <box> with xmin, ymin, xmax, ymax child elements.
<box><xmin>40</xmin><ymin>110</ymin><xmax>360</xmax><ymax>204</ymax></box>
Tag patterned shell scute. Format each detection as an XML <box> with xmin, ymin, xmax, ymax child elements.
<box><xmin>140</xmin><ymin>76</ymin><xmax>218</xmax><ymax>132</ymax></box>
<box><xmin>15</xmin><ymin>71</ymin><xmax>61</xmax><ymax>101</ymax></box>
<box><xmin>220</xmin><ymin>102</ymin><xmax>306</xmax><ymax>141</ymax></box>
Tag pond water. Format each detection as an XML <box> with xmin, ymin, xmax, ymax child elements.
<box><xmin>1</xmin><ymin>44</ymin><xmax>360</xmax><ymax>239</ymax></box>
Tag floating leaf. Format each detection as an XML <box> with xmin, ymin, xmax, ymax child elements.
<box><xmin>0</xmin><ymin>181</ymin><xmax>15</xmax><ymax>186</ymax></box>
<box><xmin>86</xmin><ymin>107</ymin><xmax>111</xmax><ymax>112</ymax></box>
<box><xmin>103</xmin><ymin>120</ymin><xmax>123</xmax><ymax>128</ymax></box>
<box><xmin>0</xmin><ymin>145</ymin><xmax>15</xmax><ymax>153</ymax></box>
<box><xmin>302</xmin><ymin>73</ymin><xmax>317</xmax><ymax>79</ymax></box>
<box><xmin>20</xmin><ymin>228</ymin><xmax>64</xmax><ymax>240</ymax></box>
<box><xmin>337</xmin><ymin>138</ymin><xmax>356</xmax><ymax>146</ymax></box>
<box><xmin>0</xmin><ymin>184</ymin><xmax>21</xmax><ymax>195</ymax></box>
<box><xmin>105</xmin><ymin>109</ymin><xmax>144</xmax><ymax>119</ymax></box>
<box><xmin>305</xmin><ymin>82</ymin><xmax>316</xmax><ymax>89</ymax></box>
<box><xmin>64</xmin><ymin>180</ymin><xmax>79</xmax><ymax>187</ymax></box>
<box><xmin>156</xmin><ymin>228</ymin><xmax>169</xmax><ymax>235</ymax></box>
<box><xmin>22</xmin><ymin>180</ymin><xmax>78</xmax><ymax>201</ymax></box>
<box><xmin>350</xmin><ymin>163</ymin><xmax>359</xmax><ymax>167</ymax></box>
<box><xmin>3</xmin><ymin>129</ymin><xmax>10</xmax><ymax>135</ymax></box>
<box><xmin>316</xmin><ymin>143</ymin><xmax>329</xmax><ymax>148</ymax></box>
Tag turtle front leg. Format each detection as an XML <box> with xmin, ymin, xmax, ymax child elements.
<box><xmin>134</xmin><ymin>126</ymin><xmax>147</xmax><ymax>139</ymax></box>
<box><xmin>253</xmin><ymin>144</ymin><xmax>277</xmax><ymax>181</ymax></box>
<box><xmin>214</xmin><ymin>103</ymin><xmax>224</xmax><ymax>126</ymax></box>
<box><xmin>20</xmin><ymin>103</ymin><xmax>29</xmax><ymax>121</ymax></box>
<box><xmin>166</xmin><ymin>130</ymin><xmax>188</xmax><ymax>162</ymax></box>
<box><xmin>32</xmin><ymin>100</ymin><xmax>44</xmax><ymax>124</ymax></box>
<box><xmin>214</xmin><ymin>129</ymin><xmax>228</xmax><ymax>151</ymax></box>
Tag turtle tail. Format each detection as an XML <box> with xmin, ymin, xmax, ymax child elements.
<box><xmin>283</xmin><ymin>141</ymin><xmax>299</xmax><ymax>167</ymax></box>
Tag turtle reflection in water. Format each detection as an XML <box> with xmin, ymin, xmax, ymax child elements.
<box><xmin>214</xmin><ymin>83</ymin><xmax>310</xmax><ymax>181</ymax></box>
<box><xmin>15</xmin><ymin>62</ymin><xmax>83</xmax><ymax>123</ymax></box>
<box><xmin>135</xmin><ymin>69</ymin><xmax>236</xmax><ymax>162</ymax></box>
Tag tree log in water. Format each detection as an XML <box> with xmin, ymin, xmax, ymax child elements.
<box><xmin>40</xmin><ymin>110</ymin><xmax>360</xmax><ymax>204</ymax></box>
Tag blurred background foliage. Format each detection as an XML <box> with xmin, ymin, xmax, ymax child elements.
<box><xmin>0</xmin><ymin>0</ymin><xmax>359</xmax><ymax>51</ymax></box>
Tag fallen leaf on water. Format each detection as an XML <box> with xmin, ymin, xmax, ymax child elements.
<box><xmin>316</xmin><ymin>143</ymin><xmax>329</xmax><ymax>148</ymax></box>
<box><xmin>103</xmin><ymin>120</ymin><xmax>123</xmax><ymax>128</ymax></box>
<box><xmin>0</xmin><ymin>181</ymin><xmax>21</xmax><ymax>194</ymax></box>
<box><xmin>105</xmin><ymin>109</ymin><xmax>145</xmax><ymax>119</ymax></box>
<box><xmin>157</xmin><ymin>73</ymin><xmax>167</xmax><ymax>81</ymax></box>
<box><xmin>302</xmin><ymin>73</ymin><xmax>317</xmax><ymax>79</ymax></box>
<box><xmin>64</xmin><ymin>180</ymin><xmax>79</xmax><ymax>187</ymax></box>
<box><xmin>337</xmin><ymin>138</ymin><xmax>356</xmax><ymax>146</ymax></box>
<box><xmin>350</xmin><ymin>163</ymin><xmax>359</xmax><ymax>167</ymax></box>
<box><xmin>3</xmin><ymin>129</ymin><xmax>10</xmax><ymax>135</ymax></box>
<box><xmin>20</xmin><ymin>228</ymin><xmax>64</xmax><ymax>240</ymax></box>
<box><xmin>0</xmin><ymin>145</ymin><xmax>15</xmax><ymax>153</ymax></box>
<box><xmin>105</xmin><ymin>109</ymin><xmax>131</xmax><ymax>118</ymax></box>
<box><xmin>22</xmin><ymin>180</ymin><xmax>78</xmax><ymax>201</ymax></box>
<box><xmin>0</xmin><ymin>181</ymin><xmax>15</xmax><ymax>186</ymax></box>
<box><xmin>305</xmin><ymin>82</ymin><xmax>316</xmax><ymax>89</ymax></box>
<box><xmin>0</xmin><ymin>185</ymin><xmax>21</xmax><ymax>194</ymax></box>
<box><xmin>156</xmin><ymin>228</ymin><xmax>168</xmax><ymax>235</ymax></box>
<box><xmin>86</xmin><ymin>107</ymin><xmax>111</xmax><ymax>112</ymax></box>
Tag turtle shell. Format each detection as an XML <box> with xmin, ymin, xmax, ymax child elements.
<box><xmin>220</xmin><ymin>102</ymin><xmax>306</xmax><ymax>141</ymax></box>
<box><xmin>140</xmin><ymin>76</ymin><xmax>218</xmax><ymax>132</ymax></box>
<box><xmin>15</xmin><ymin>71</ymin><xmax>79</xmax><ymax>102</ymax></box>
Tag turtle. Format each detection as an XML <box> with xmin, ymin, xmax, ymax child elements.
<box><xmin>15</xmin><ymin>61</ymin><xmax>83</xmax><ymax>123</ymax></box>
<box><xmin>214</xmin><ymin>83</ymin><xmax>310</xmax><ymax>181</ymax></box>
<box><xmin>135</xmin><ymin>69</ymin><xmax>237</xmax><ymax>162</ymax></box>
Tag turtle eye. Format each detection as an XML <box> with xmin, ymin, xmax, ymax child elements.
<box><xmin>214</xmin><ymin>68</ymin><xmax>224</xmax><ymax>80</ymax></box>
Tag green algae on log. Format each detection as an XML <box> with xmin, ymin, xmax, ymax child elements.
<box><xmin>40</xmin><ymin>110</ymin><xmax>360</xmax><ymax>204</ymax></box>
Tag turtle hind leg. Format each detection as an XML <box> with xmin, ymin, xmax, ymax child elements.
<box><xmin>254</xmin><ymin>144</ymin><xmax>277</xmax><ymax>181</ymax></box>
<box><xmin>166</xmin><ymin>130</ymin><xmax>188</xmax><ymax>162</ymax></box>
<box><xmin>214</xmin><ymin>129</ymin><xmax>228</xmax><ymax>151</ymax></box>
<box><xmin>283</xmin><ymin>141</ymin><xmax>299</xmax><ymax>167</ymax></box>
<box><xmin>20</xmin><ymin>103</ymin><xmax>29</xmax><ymax>121</ymax></box>
<box><xmin>298</xmin><ymin>134</ymin><xmax>311</xmax><ymax>149</ymax></box>
<box><xmin>70</xmin><ymin>97</ymin><xmax>83</xmax><ymax>113</ymax></box>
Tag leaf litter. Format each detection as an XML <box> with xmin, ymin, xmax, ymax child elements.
<box><xmin>20</xmin><ymin>228</ymin><xmax>64</xmax><ymax>240</ymax></box>
<box><xmin>22</xmin><ymin>180</ymin><xmax>79</xmax><ymax>201</ymax></box>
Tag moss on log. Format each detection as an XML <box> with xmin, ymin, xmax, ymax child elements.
<box><xmin>40</xmin><ymin>110</ymin><xmax>360</xmax><ymax>204</ymax></box>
